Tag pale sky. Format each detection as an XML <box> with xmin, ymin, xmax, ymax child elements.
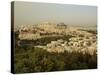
<box><xmin>14</xmin><ymin>1</ymin><xmax>97</xmax><ymax>27</ymax></box>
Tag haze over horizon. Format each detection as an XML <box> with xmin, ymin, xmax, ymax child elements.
<box><xmin>14</xmin><ymin>1</ymin><xmax>97</xmax><ymax>27</ymax></box>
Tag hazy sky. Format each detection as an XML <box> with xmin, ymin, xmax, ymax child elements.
<box><xmin>14</xmin><ymin>1</ymin><xmax>97</xmax><ymax>27</ymax></box>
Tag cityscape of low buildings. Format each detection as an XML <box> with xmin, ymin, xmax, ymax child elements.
<box><xmin>16</xmin><ymin>22</ymin><xmax>97</xmax><ymax>55</ymax></box>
